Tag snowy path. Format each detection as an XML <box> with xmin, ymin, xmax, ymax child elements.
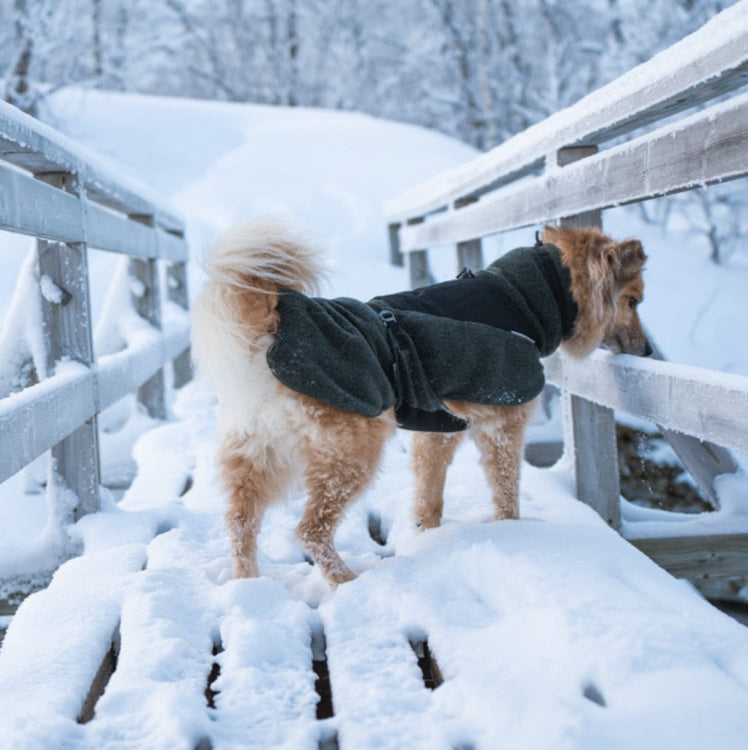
<box><xmin>3</xmin><ymin>380</ymin><xmax>748</xmax><ymax>750</ymax></box>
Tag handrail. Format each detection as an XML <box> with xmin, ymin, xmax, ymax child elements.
<box><xmin>384</xmin><ymin>1</ymin><xmax>748</xmax><ymax>224</ymax></box>
<box><xmin>0</xmin><ymin>100</ymin><xmax>191</xmax><ymax>520</ymax></box>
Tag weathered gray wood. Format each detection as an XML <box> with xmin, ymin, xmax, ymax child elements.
<box><xmin>544</xmin><ymin>350</ymin><xmax>748</xmax><ymax>457</ymax></box>
<box><xmin>0</xmin><ymin>326</ymin><xmax>189</xmax><ymax>484</ymax></box>
<box><xmin>639</xmin><ymin>337</ymin><xmax>738</xmax><ymax>509</ymax></box>
<box><xmin>0</xmin><ymin>164</ymin><xmax>186</xmax><ymax>261</ymax></box>
<box><xmin>384</xmin><ymin>5</ymin><xmax>748</xmax><ymax>222</ymax></box>
<box><xmin>456</xmin><ymin>239</ymin><xmax>483</xmax><ymax>273</ymax></box>
<box><xmin>0</xmin><ymin>99</ymin><xmax>183</xmax><ymax>233</ymax></box>
<box><xmin>661</xmin><ymin>429</ymin><xmax>737</xmax><ymax>510</ymax></box>
<box><xmin>454</xmin><ymin>197</ymin><xmax>483</xmax><ymax>272</ymax></box>
<box><xmin>0</xmin><ymin>368</ymin><xmax>95</xmax><ymax>484</ymax></box>
<box><xmin>129</xmin><ymin>243</ymin><xmax>167</xmax><ymax>420</ymax></box>
<box><xmin>36</xmin><ymin>172</ymin><xmax>100</xmax><ymax>517</ymax></box>
<box><xmin>86</xmin><ymin>203</ymin><xmax>186</xmax><ymax>260</ymax></box>
<box><xmin>0</xmin><ymin>164</ymin><xmax>84</xmax><ymax>242</ymax></box>
<box><xmin>564</xmin><ymin>394</ymin><xmax>622</xmax><ymax>529</ymax></box>
<box><xmin>399</xmin><ymin>92</ymin><xmax>748</xmax><ymax>251</ymax></box>
<box><xmin>405</xmin><ymin>218</ymin><xmax>434</xmax><ymax>288</ymax></box>
<box><xmin>629</xmin><ymin>534</ymin><xmax>748</xmax><ymax>579</ymax></box>
<box><xmin>167</xmin><ymin>260</ymin><xmax>192</xmax><ymax>389</ymax></box>
<box><xmin>388</xmin><ymin>222</ymin><xmax>404</xmax><ymax>267</ymax></box>
<box><xmin>408</xmin><ymin>250</ymin><xmax>433</xmax><ymax>289</ymax></box>
<box><xmin>96</xmin><ymin>326</ymin><xmax>188</xmax><ymax>410</ymax></box>
<box><xmin>556</xmin><ymin>146</ymin><xmax>602</xmax><ymax>230</ymax></box>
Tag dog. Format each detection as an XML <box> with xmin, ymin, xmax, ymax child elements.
<box><xmin>192</xmin><ymin>220</ymin><xmax>650</xmax><ymax>586</ymax></box>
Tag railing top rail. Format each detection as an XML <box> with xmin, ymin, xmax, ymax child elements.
<box><xmin>544</xmin><ymin>350</ymin><xmax>748</xmax><ymax>457</ymax></box>
<box><xmin>384</xmin><ymin>2</ymin><xmax>748</xmax><ymax>223</ymax></box>
<box><xmin>0</xmin><ymin>98</ymin><xmax>184</xmax><ymax>235</ymax></box>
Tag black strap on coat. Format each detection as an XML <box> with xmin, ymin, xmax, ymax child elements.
<box><xmin>378</xmin><ymin>309</ymin><xmax>469</xmax><ymax>432</ymax></box>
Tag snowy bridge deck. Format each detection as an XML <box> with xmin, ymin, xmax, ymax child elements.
<box><xmin>3</xmin><ymin>5</ymin><xmax>748</xmax><ymax>750</ymax></box>
<box><xmin>4</xmin><ymin>423</ymin><xmax>748</xmax><ymax>750</ymax></box>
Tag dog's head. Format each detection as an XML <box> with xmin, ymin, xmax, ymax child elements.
<box><xmin>543</xmin><ymin>225</ymin><xmax>651</xmax><ymax>359</ymax></box>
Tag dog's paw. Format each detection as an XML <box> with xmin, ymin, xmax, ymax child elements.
<box><xmin>326</xmin><ymin>564</ymin><xmax>357</xmax><ymax>587</ymax></box>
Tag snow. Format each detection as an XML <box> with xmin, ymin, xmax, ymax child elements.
<box><xmin>1</xmin><ymin>88</ymin><xmax>748</xmax><ymax>747</ymax></box>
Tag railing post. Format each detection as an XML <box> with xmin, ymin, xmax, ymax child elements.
<box><xmin>556</xmin><ymin>145</ymin><xmax>621</xmax><ymax>529</ymax></box>
<box><xmin>166</xmin><ymin>246</ymin><xmax>192</xmax><ymax>389</ymax></box>
<box><xmin>563</xmin><ymin>394</ymin><xmax>621</xmax><ymax>528</ymax></box>
<box><xmin>128</xmin><ymin>214</ymin><xmax>167</xmax><ymax>420</ymax></box>
<box><xmin>454</xmin><ymin>197</ymin><xmax>484</xmax><ymax>272</ymax></box>
<box><xmin>406</xmin><ymin>217</ymin><xmax>434</xmax><ymax>288</ymax></box>
<box><xmin>36</xmin><ymin>171</ymin><xmax>101</xmax><ymax>518</ymax></box>
<box><xmin>388</xmin><ymin>222</ymin><xmax>404</xmax><ymax>267</ymax></box>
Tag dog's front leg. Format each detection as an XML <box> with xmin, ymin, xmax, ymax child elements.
<box><xmin>411</xmin><ymin>431</ymin><xmax>464</xmax><ymax>530</ymax></box>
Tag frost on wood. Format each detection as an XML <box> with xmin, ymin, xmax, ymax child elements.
<box><xmin>0</xmin><ymin>247</ymin><xmax>46</xmax><ymax>397</ymax></box>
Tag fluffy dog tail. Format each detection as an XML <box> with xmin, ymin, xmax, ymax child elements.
<box><xmin>191</xmin><ymin>219</ymin><xmax>327</xmax><ymax>385</ymax></box>
<box><xmin>200</xmin><ymin>218</ymin><xmax>326</xmax><ymax>296</ymax></box>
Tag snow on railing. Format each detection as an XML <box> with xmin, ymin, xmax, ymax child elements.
<box><xmin>0</xmin><ymin>98</ymin><xmax>191</xmax><ymax>522</ymax></box>
<box><xmin>384</xmin><ymin>3</ymin><xmax>748</xmax><ymax>579</ymax></box>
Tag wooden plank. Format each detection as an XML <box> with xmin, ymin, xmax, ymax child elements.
<box><xmin>0</xmin><ymin>367</ymin><xmax>96</xmax><ymax>483</ymax></box>
<box><xmin>388</xmin><ymin>222</ymin><xmax>404</xmax><ymax>267</ymax></box>
<box><xmin>167</xmin><ymin>261</ymin><xmax>193</xmax><ymax>388</ymax></box>
<box><xmin>0</xmin><ymin>164</ymin><xmax>84</xmax><ymax>242</ymax></box>
<box><xmin>455</xmin><ymin>196</ymin><xmax>483</xmax><ymax>272</ymax></box>
<box><xmin>639</xmin><ymin>335</ymin><xmax>738</xmax><ymax>509</ymax></box>
<box><xmin>384</xmin><ymin>4</ymin><xmax>748</xmax><ymax>221</ymax></box>
<box><xmin>85</xmin><ymin>203</ymin><xmax>187</xmax><ymax>261</ymax></box>
<box><xmin>408</xmin><ymin>250</ymin><xmax>433</xmax><ymax>289</ymax></box>
<box><xmin>96</xmin><ymin>327</ymin><xmax>188</xmax><ymax>412</ymax></box>
<box><xmin>400</xmin><ymin>92</ymin><xmax>748</xmax><ymax>251</ymax></box>
<box><xmin>662</xmin><ymin>427</ymin><xmax>737</xmax><ymax>510</ymax></box>
<box><xmin>0</xmin><ymin>328</ymin><xmax>189</xmax><ymax>484</ymax></box>
<box><xmin>544</xmin><ymin>350</ymin><xmax>748</xmax><ymax>457</ymax></box>
<box><xmin>0</xmin><ymin>166</ymin><xmax>187</xmax><ymax>262</ymax></box>
<box><xmin>564</xmin><ymin>382</ymin><xmax>621</xmax><ymax>530</ymax></box>
<box><xmin>629</xmin><ymin>534</ymin><xmax>748</xmax><ymax>579</ymax></box>
<box><xmin>128</xmin><ymin>219</ymin><xmax>167</xmax><ymax>419</ymax></box>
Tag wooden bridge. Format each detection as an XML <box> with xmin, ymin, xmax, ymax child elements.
<box><xmin>2</xmin><ymin>6</ymin><xmax>748</xmax><ymax>750</ymax></box>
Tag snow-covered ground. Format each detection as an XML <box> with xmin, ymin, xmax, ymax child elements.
<box><xmin>2</xmin><ymin>89</ymin><xmax>748</xmax><ymax>748</ymax></box>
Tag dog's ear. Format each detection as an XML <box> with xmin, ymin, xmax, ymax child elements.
<box><xmin>611</xmin><ymin>239</ymin><xmax>646</xmax><ymax>281</ymax></box>
<box><xmin>542</xmin><ymin>225</ymin><xmax>569</xmax><ymax>246</ymax></box>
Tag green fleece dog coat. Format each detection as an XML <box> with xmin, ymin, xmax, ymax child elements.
<box><xmin>266</xmin><ymin>243</ymin><xmax>577</xmax><ymax>431</ymax></box>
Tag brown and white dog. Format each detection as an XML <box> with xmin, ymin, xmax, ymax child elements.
<box><xmin>192</xmin><ymin>221</ymin><xmax>649</xmax><ymax>586</ymax></box>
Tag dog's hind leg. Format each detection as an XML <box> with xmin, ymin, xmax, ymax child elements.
<box><xmin>296</xmin><ymin>412</ymin><xmax>392</xmax><ymax>586</ymax></box>
<box><xmin>470</xmin><ymin>402</ymin><xmax>536</xmax><ymax>521</ymax></box>
<box><xmin>411</xmin><ymin>431</ymin><xmax>464</xmax><ymax>530</ymax></box>
<box><xmin>219</xmin><ymin>442</ymin><xmax>289</xmax><ymax>579</ymax></box>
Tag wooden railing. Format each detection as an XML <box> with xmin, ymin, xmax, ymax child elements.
<box><xmin>0</xmin><ymin>100</ymin><xmax>191</xmax><ymax>520</ymax></box>
<box><xmin>384</xmin><ymin>4</ymin><xmax>748</xmax><ymax>579</ymax></box>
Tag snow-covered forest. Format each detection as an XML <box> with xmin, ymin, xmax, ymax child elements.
<box><xmin>0</xmin><ymin>0</ymin><xmax>736</xmax><ymax>145</ymax></box>
<box><xmin>2</xmin><ymin>0</ymin><xmax>745</xmax><ymax>263</ymax></box>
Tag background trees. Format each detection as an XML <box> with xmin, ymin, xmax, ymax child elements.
<box><xmin>0</xmin><ymin>0</ymin><xmax>741</xmax><ymax>261</ymax></box>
